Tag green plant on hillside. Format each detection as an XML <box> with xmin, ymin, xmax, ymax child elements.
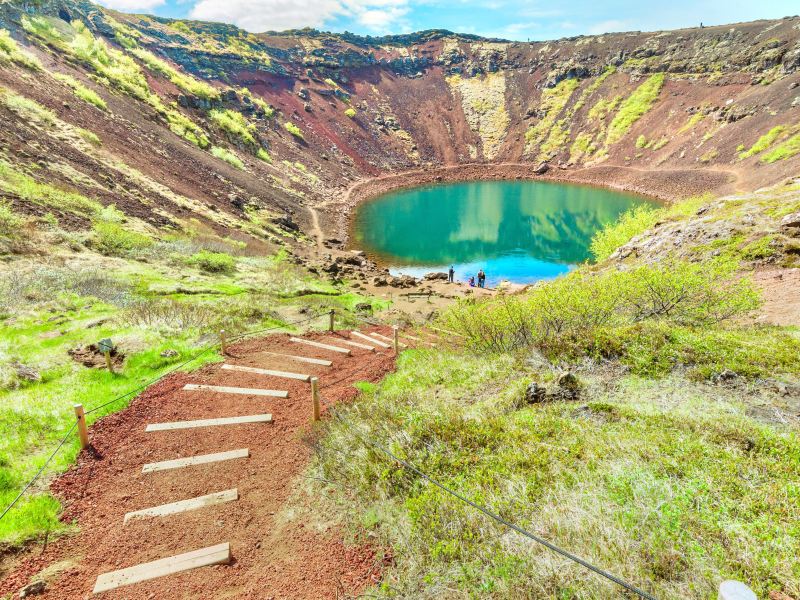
<box><xmin>590</xmin><ymin>204</ymin><xmax>661</xmax><ymax>261</ymax></box>
<box><xmin>587</xmin><ymin>94</ymin><xmax>622</xmax><ymax>122</ymax></box>
<box><xmin>606</xmin><ymin>73</ymin><xmax>665</xmax><ymax>145</ymax></box>
<box><xmin>91</xmin><ymin>221</ymin><xmax>153</xmax><ymax>256</ymax></box>
<box><xmin>130</xmin><ymin>47</ymin><xmax>220</xmax><ymax>101</ymax></box>
<box><xmin>210</xmin><ymin>109</ymin><xmax>257</xmax><ymax>146</ymax></box>
<box><xmin>0</xmin><ymin>200</ymin><xmax>24</xmax><ymax>242</ymax></box>
<box><xmin>77</xmin><ymin>128</ymin><xmax>101</xmax><ymax>147</ymax></box>
<box><xmin>188</xmin><ymin>250</ymin><xmax>236</xmax><ymax>274</ymax></box>
<box><xmin>572</xmin><ymin>66</ymin><xmax>615</xmax><ymax>112</ymax></box>
<box><xmin>761</xmin><ymin>132</ymin><xmax>800</xmax><ymax>163</ymax></box>
<box><xmin>284</xmin><ymin>121</ymin><xmax>304</xmax><ymax>140</ymax></box>
<box><xmin>699</xmin><ymin>148</ymin><xmax>719</xmax><ymax>163</ymax></box>
<box><xmin>52</xmin><ymin>73</ymin><xmax>107</xmax><ymax>111</ymax></box>
<box><xmin>0</xmin><ymin>159</ymin><xmax>101</xmax><ymax>217</ymax></box>
<box><xmin>344</xmin><ymin>107</ymin><xmax>356</xmax><ymax>118</ymax></box>
<box><xmin>677</xmin><ymin>112</ymin><xmax>705</xmax><ymax>134</ymax></box>
<box><xmin>739</xmin><ymin>125</ymin><xmax>786</xmax><ymax>159</ymax></box>
<box><xmin>635</xmin><ymin>134</ymin><xmax>648</xmax><ymax>148</ymax></box>
<box><xmin>524</xmin><ymin>78</ymin><xmax>579</xmax><ymax>152</ymax></box>
<box><xmin>0</xmin><ymin>29</ymin><xmax>41</xmax><ymax>70</ymax></box>
<box><xmin>1</xmin><ymin>88</ymin><xmax>55</xmax><ymax>125</ymax></box>
<box><xmin>211</xmin><ymin>146</ymin><xmax>244</xmax><ymax>169</ymax></box>
<box><xmin>256</xmin><ymin>148</ymin><xmax>272</xmax><ymax>163</ymax></box>
<box><xmin>237</xmin><ymin>87</ymin><xmax>275</xmax><ymax>118</ymax></box>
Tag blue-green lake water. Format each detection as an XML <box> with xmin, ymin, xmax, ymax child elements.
<box><xmin>351</xmin><ymin>180</ymin><xmax>656</xmax><ymax>287</ymax></box>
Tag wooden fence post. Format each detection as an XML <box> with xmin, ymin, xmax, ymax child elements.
<box><xmin>328</xmin><ymin>309</ymin><xmax>335</xmax><ymax>332</ymax></box>
<box><xmin>74</xmin><ymin>404</ymin><xmax>89</xmax><ymax>450</ymax></box>
<box><xmin>392</xmin><ymin>325</ymin><xmax>399</xmax><ymax>354</ymax></box>
<box><xmin>103</xmin><ymin>351</ymin><xmax>114</xmax><ymax>374</ymax></box>
<box><xmin>219</xmin><ymin>329</ymin><xmax>228</xmax><ymax>355</ymax></box>
<box><xmin>310</xmin><ymin>377</ymin><xmax>320</xmax><ymax>422</ymax></box>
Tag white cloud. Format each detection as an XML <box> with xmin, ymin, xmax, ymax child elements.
<box><xmin>95</xmin><ymin>0</ymin><xmax>166</xmax><ymax>11</ymax></box>
<box><xmin>189</xmin><ymin>0</ymin><xmax>409</xmax><ymax>32</ymax></box>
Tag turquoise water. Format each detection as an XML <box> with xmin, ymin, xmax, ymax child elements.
<box><xmin>350</xmin><ymin>180</ymin><xmax>655</xmax><ymax>287</ymax></box>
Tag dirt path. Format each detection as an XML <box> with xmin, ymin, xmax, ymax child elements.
<box><xmin>0</xmin><ymin>328</ymin><xmax>400</xmax><ymax>599</ymax></box>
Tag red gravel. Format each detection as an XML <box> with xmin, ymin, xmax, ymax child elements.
<box><xmin>0</xmin><ymin>329</ymin><xmax>399</xmax><ymax>599</ymax></box>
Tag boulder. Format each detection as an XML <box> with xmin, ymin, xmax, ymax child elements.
<box><xmin>271</xmin><ymin>215</ymin><xmax>299</xmax><ymax>232</ymax></box>
<box><xmin>525</xmin><ymin>382</ymin><xmax>546</xmax><ymax>403</ymax></box>
<box><xmin>781</xmin><ymin>212</ymin><xmax>800</xmax><ymax>229</ymax></box>
<box><xmin>14</xmin><ymin>362</ymin><xmax>41</xmax><ymax>383</ymax></box>
<box><xmin>424</xmin><ymin>272</ymin><xmax>448</xmax><ymax>281</ymax></box>
<box><xmin>533</xmin><ymin>161</ymin><xmax>549</xmax><ymax>175</ymax></box>
<box><xmin>19</xmin><ymin>581</ymin><xmax>46</xmax><ymax>598</ymax></box>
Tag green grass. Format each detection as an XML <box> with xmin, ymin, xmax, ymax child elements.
<box><xmin>284</xmin><ymin>121</ymin><xmax>304</xmax><ymax>140</ymax></box>
<box><xmin>606</xmin><ymin>73</ymin><xmax>665</xmax><ymax>145</ymax></box>
<box><xmin>315</xmin><ymin>349</ymin><xmax>800</xmax><ymax>598</ymax></box>
<box><xmin>1</xmin><ymin>88</ymin><xmax>55</xmax><ymax>125</ymax></box>
<box><xmin>524</xmin><ymin>78</ymin><xmax>579</xmax><ymax>152</ymax></box>
<box><xmin>739</xmin><ymin>125</ymin><xmax>787</xmax><ymax>159</ymax></box>
<box><xmin>52</xmin><ymin>73</ymin><xmax>107</xmax><ymax>111</ymax></box>
<box><xmin>211</xmin><ymin>146</ymin><xmax>245</xmax><ymax>169</ymax></box>
<box><xmin>0</xmin><ymin>159</ymin><xmax>102</xmax><ymax>217</ymax></box>
<box><xmin>130</xmin><ymin>47</ymin><xmax>219</xmax><ymax>101</ymax></box>
<box><xmin>0</xmin><ymin>301</ymin><xmax>222</xmax><ymax>544</ymax></box>
<box><xmin>761</xmin><ymin>132</ymin><xmax>800</xmax><ymax>163</ymax></box>
<box><xmin>91</xmin><ymin>221</ymin><xmax>153</xmax><ymax>256</ymax></box>
<box><xmin>256</xmin><ymin>148</ymin><xmax>272</xmax><ymax>163</ymax></box>
<box><xmin>210</xmin><ymin>109</ymin><xmax>257</xmax><ymax>146</ymax></box>
<box><xmin>344</xmin><ymin>107</ymin><xmax>356</xmax><ymax>118</ymax></box>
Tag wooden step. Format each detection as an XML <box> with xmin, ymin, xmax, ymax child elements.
<box><xmin>400</xmin><ymin>333</ymin><xmax>422</xmax><ymax>342</ymax></box>
<box><xmin>146</xmin><ymin>414</ymin><xmax>272</xmax><ymax>432</ymax></box>
<box><xmin>351</xmin><ymin>330</ymin><xmax>390</xmax><ymax>348</ymax></box>
<box><xmin>289</xmin><ymin>337</ymin><xmax>351</xmax><ymax>355</ymax></box>
<box><xmin>183</xmin><ymin>384</ymin><xmax>288</xmax><ymax>398</ymax></box>
<box><xmin>262</xmin><ymin>350</ymin><xmax>332</xmax><ymax>367</ymax></box>
<box><xmin>221</xmin><ymin>364</ymin><xmax>310</xmax><ymax>382</ymax></box>
<box><xmin>142</xmin><ymin>449</ymin><xmax>249</xmax><ymax>474</ymax></box>
<box><xmin>124</xmin><ymin>489</ymin><xmax>238</xmax><ymax>524</ymax></box>
<box><xmin>429</xmin><ymin>326</ymin><xmax>465</xmax><ymax>339</ymax></box>
<box><xmin>92</xmin><ymin>542</ymin><xmax>231</xmax><ymax>593</ymax></box>
<box><xmin>370</xmin><ymin>331</ymin><xmax>407</xmax><ymax>348</ymax></box>
<box><xmin>368</xmin><ymin>331</ymin><xmax>393</xmax><ymax>343</ymax></box>
<box><xmin>329</xmin><ymin>338</ymin><xmax>375</xmax><ymax>351</ymax></box>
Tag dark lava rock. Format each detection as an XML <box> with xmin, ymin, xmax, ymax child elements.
<box><xmin>525</xmin><ymin>382</ymin><xmax>546</xmax><ymax>403</ymax></box>
<box><xmin>534</xmin><ymin>161</ymin><xmax>549</xmax><ymax>175</ymax></box>
<box><xmin>424</xmin><ymin>272</ymin><xmax>448</xmax><ymax>281</ymax></box>
<box><xmin>271</xmin><ymin>215</ymin><xmax>299</xmax><ymax>232</ymax></box>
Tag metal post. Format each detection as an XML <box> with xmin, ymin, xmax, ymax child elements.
<box><xmin>328</xmin><ymin>309</ymin><xmax>335</xmax><ymax>332</ymax></box>
<box><xmin>310</xmin><ymin>377</ymin><xmax>320</xmax><ymax>422</ymax></box>
<box><xmin>393</xmin><ymin>325</ymin><xmax>399</xmax><ymax>354</ymax></box>
<box><xmin>74</xmin><ymin>404</ymin><xmax>89</xmax><ymax>450</ymax></box>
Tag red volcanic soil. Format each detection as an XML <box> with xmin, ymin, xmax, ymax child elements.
<box><xmin>0</xmin><ymin>329</ymin><xmax>399</xmax><ymax>599</ymax></box>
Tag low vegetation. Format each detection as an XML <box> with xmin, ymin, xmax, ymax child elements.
<box><xmin>0</xmin><ymin>29</ymin><xmax>41</xmax><ymax>70</ymax></box>
<box><xmin>52</xmin><ymin>73</ymin><xmax>107</xmax><ymax>111</ymax></box>
<box><xmin>130</xmin><ymin>47</ymin><xmax>220</xmax><ymax>101</ymax></box>
<box><xmin>210</xmin><ymin>108</ymin><xmax>257</xmax><ymax>147</ymax></box>
<box><xmin>284</xmin><ymin>121</ymin><xmax>304</xmax><ymax>140</ymax></box>
<box><xmin>211</xmin><ymin>145</ymin><xmax>245</xmax><ymax>169</ymax></box>
<box><xmin>606</xmin><ymin>73</ymin><xmax>665</xmax><ymax>145</ymax></box>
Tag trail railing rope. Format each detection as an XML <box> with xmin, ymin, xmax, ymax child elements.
<box><xmin>0</xmin><ymin>311</ymin><xmax>329</xmax><ymax>524</ymax></box>
<box><xmin>310</xmin><ymin>324</ymin><xmax>658</xmax><ymax>600</ymax></box>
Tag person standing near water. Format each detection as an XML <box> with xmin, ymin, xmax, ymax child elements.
<box><xmin>477</xmin><ymin>269</ymin><xmax>486</xmax><ymax>288</ymax></box>
<box><xmin>448</xmin><ymin>265</ymin><xmax>455</xmax><ymax>283</ymax></box>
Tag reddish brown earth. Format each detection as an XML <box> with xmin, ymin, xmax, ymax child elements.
<box><xmin>0</xmin><ymin>328</ymin><xmax>400</xmax><ymax>599</ymax></box>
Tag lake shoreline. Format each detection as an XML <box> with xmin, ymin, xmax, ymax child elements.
<box><xmin>336</xmin><ymin>163</ymin><xmax>734</xmax><ymax>246</ymax></box>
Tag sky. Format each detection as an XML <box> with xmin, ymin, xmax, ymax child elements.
<box><xmin>95</xmin><ymin>0</ymin><xmax>800</xmax><ymax>40</ymax></box>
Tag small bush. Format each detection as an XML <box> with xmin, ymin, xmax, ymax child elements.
<box><xmin>130</xmin><ymin>48</ymin><xmax>219</xmax><ymax>101</ymax></box>
<box><xmin>0</xmin><ymin>201</ymin><xmax>24</xmax><ymax>248</ymax></box>
<box><xmin>188</xmin><ymin>250</ymin><xmax>235</xmax><ymax>273</ymax></box>
<box><xmin>211</xmin><ymin>146</ymin><xmax>244</xmax><ymax>170</ymax></box>
<box><xmin>283</xmin><ymin>121</ymin><xmax>304</xmax><ymax>140</ymax></box>
<box><xmin>77</xmin><ymin>128</ymin><xmax>101</xmax><ymax>146</ymax></box>
<box><xmin>761</xmin><ymin>133</ymin><xmax>800</xmax><ymax>163</ymax></box>
<box><xmin>121</xmin><ymin>298</ymin><xmax>217</xmax><ymax>330</ymax></box>
<box><xmin>344</xmin><ymin>107</ymin><xmax>356</xmax><ymax>118</ymax></box>
<box><xmin>0</xmin><ymin>159</ymin><xmax>101</xmax><ymax>217</ymax></box>
<box><xmin>91</xmin><ymin>221</ymin><xmax>152</xmax><ymax>256</ymax></box>
<box><xmin>1</xmin><ymin>90</ymin><xmax>55</xmax><ymax>125</ymax></box>
<box><xmin>256</xmin><ymin>148</ymin><xmax>272</xmax><ymax>163</ymax></box>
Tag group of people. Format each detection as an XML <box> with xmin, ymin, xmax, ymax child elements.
<box><xmin>448</xmin><ymin>266</ymin><xmax>486</xmax><ymax>288</ymax></box>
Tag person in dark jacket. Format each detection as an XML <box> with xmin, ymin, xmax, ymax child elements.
<box><xmin>448</xmin><ymin>265</ymin><xmax>455</xmax><ymax>283</ymax></box>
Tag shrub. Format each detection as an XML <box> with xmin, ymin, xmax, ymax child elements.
<box><xmin>590</xmin><ymin>204</ymin><xmax>661</xmax><ymax>261</ymax></box>
<box><xmin>188</xmin><ymin>250</ymin><xmax>235</xmax><ymax>273</ymax></box>
<box><xmin>1</xmin><ymin>89</ymin><xmax>55</xmax><ymax>125</ymax></box>
<box><xmin>210</xmin><ymin>146</ymin><xmax>244</xmax><ymax>170</ymax></box>
<box><xmin>166</xmin><ymin>110</ymin><xmax>209</xmax><ymax>148</ymax></box>
<box><xmin>256</xmin><ymin>148</ymin><xmax>272</xmax><ymax>163</ymax></box>
<box><xmin>91</xmin><ymin>221</ymin><xmax>152</xmax><ymax>256</ymax></box>
<box><xmin>52</xmin><ymin>73</ymin><xmax>107</xmax><ymax>111</ymax></box>
<box><xmin>284</xmin><ymin>121</ymin><xmax>304</xmax><ymax>140</ymax></box>
<box><xmin>635</xmin><ymin>134</ymin><xmax>647</xmax><ymax>148</ymax></box>
<box><xmin>440</xmin><ymin>259</ymin><xmax>765</xmax><ymax>377</ymax></box>
<box><xmin>0</xmin><ymin>159</ymin><xmax>101</xmax><ymax>217</ymax></box>
<box><xmin>344</xmin><ymin>107</ymin><xmax>356</xmax><ymax>118</ymax></box>
<box><xmin>606</xmin><ymin>73</ymin><xmax>665</xmax><ymax>144</ymax></box>
<box><xmin>77</xmin><ymin>128</ymin><xmax>101</xmax><ymax>146</ymax></box>
<box><xmin>0</xmin><ymin>201</ymin><xmax>24</xmax><ymax>240</ymax></box>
